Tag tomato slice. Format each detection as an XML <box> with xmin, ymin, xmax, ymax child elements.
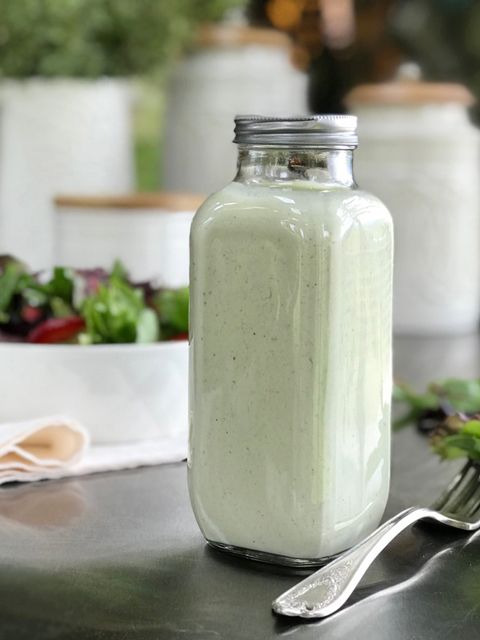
<box><xmin>27</xmin><ymin>316</ymin><xmax>85</xmax><ymax>344</ymax></box>
<box><xmin>169</xmin><ymin>332</ymin><xmax>188</xmax><ymax>341</ymax></box>
<box><xmin>21</xmin><ymin>305</ymin><xmax>43</xmax><ymax>324</ymax></box>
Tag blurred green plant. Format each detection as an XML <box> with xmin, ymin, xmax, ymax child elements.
<box><xmin>394</xmin><ymin>378</ymin><xmax>480</xmax><ymax>461</ymax></box>
<box><xmin>133</xmin><ymin>81</ymin><xmax>165</xmax><ymax>191</ymax></box>
<box><xmin>0</xmin><ymin>0</ymin><xmax>245</xmax><ymax>77</ymax></box>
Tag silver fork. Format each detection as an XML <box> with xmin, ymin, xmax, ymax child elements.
<box><xmin>273</xmin><ymin>460</ymin><xmax>480</xmax><ymax>618</ymax></box>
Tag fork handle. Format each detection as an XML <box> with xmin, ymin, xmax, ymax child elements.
<box><xmin>272</xmin><ymin>506</ymin><xmax>433</xmax><ymax>618</ymax></box>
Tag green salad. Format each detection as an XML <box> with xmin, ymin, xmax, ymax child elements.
<box><xmin>394</xmin><ymin>378</ymin><xmax>480</xmax><ymax>461</ymax></box>
<box><xmin>0</xmin><ymin>256</ymin><xmax>188</xmax><ymax>344</ymax></box>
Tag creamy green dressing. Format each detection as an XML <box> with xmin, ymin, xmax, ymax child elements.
<box><xmin>188</xmin><ymin>180</ymin><xmax>393</xmax><ymax>561</ymax></box>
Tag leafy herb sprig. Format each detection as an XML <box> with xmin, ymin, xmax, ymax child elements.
<box><xmin>394</xmin><ymin>379</ymin><xmax>480</xmax><ymax>461</ymax></box>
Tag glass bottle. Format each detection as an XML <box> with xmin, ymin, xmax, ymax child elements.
<box><xmin>188</xmin><ymin>115</ymin><xmax>393</xmax><ymax>566</ymax></box>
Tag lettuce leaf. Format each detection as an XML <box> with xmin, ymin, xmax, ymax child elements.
<box><xmin>80</xmin><ymin>276</ymin><xmax>159</xmax><ymax>344</ymax></box>
<box><xmin>154</xmin><ymin>288</ymin><xmax>189</xmax><ymax>338</ymax></box>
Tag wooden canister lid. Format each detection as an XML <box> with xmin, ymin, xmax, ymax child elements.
<box><xmin>54</xmin><ymin>193</ymin><xmax>206</xmax><ymax>212</ymax></box>
<box><xmin>346</xmin><ymin>81</ymin><xmax>475</xmax><ymax>107</ymax></box>
<box><xmin>345</xmin><ymin>64</ymin><xmax>474</xmax><ymax>107</ymax></box>
<box><xmin>197</xmin><ymin>24</ymin><xmax>292</xmax><ymax>49</ymax></box>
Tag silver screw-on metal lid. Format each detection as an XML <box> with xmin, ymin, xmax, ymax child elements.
<box><xmin>234</xmin><ymin>115</ymin><xmax>358</xmax><ymax>148</ymax></box>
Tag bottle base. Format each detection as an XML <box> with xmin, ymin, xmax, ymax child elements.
<box><xmin>207</xmin><ymin>540</ymin><xmax>345</xmax><ymax>568</ymax></box>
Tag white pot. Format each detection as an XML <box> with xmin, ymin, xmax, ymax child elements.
<box><xmin>55</xmin><ymin>193</ymin><xmax>204</xmax><ymax>286</ymax></box>
<box><xmin>0</xmin><ymin>78</ymin><xmax>135</xmax><ymax>270</ymax></box>
<box><xmin>0</xmin><ymin>341</ymin><xmax>188</xmax><ymax>444</ymax></box>
<box><xmin>163</xmin><ymin>25</ymin><xmax>308</xmax><ymax>194</ymax></box>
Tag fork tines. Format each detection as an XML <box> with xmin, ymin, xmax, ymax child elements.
<box><xmin>433</xmin><ymin>461</ymin><xmax>480</xmax><ymax>520</ymax></box>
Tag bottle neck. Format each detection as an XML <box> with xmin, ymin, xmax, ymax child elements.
<box><xmin>234</xmin><ymin>146</ymin><xmax>355</xmax><ymax>188</ymax></box>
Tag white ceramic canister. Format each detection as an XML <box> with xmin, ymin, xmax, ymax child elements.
<box><xmin>0</xmin><ymin>79</ymin><xmax>135</xmax><ymax>270</ymax></box>
<box><xmin>55</xmin><ymin>193</ymin><xmax>204</xmax><ymax>286</ymax></box>
<box><xmin>162</xmin><ymin>25</ymin><xmax>308</xmax><ymax>195</ymax></box>
<box><xmin>346</xmin><ymin>74</ymin><xmax>479</xmax><ymax>335</ymax></box>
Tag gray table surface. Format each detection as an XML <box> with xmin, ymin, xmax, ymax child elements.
<box><xmin>1</xmin><ymin>335</ymin><xmax>480</xmax><ymax>639</ymax></box>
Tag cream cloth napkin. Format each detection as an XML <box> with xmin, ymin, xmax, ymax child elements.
<box><xmin>0</xmin><ymin>416</ymin><xmax>187</xmax><ymax>485</ymax></box>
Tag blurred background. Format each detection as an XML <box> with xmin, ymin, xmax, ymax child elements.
<box><xmin>1</xmin><ymin>1</ymin><xmax>479</xmax><ymax>188</ymax></box>
<box><xmin>0</xmin><ymin>0</ymin><xmax>479</xmax><ymax>335</ymax></box>
<box><xmin>0</xmin><ymin>0</ymin><xmax>479</xmax><ymax>448</ymax></box>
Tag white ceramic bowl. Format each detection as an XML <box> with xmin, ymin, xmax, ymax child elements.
<box><xmin>0</xmin><ymin>341</ymin><xmax>188</xmax><ymax>444</ymax></box>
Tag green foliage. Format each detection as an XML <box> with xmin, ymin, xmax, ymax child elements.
<box><xmin>430</xmin><ymin>379</ymin><xmax>480</xmax><ymax>414</ymax></box>
<box><xmin>394</xmin><ymin>378</ymin><xmax>480</xmax><ymax>462</ymax></box>
<box><xmin>394</xmin><ymin>378</ymin><xmax>480</xmax><ymax>429</ymax></box>
<box><xmin>153</xmin><ymin>288</ymin><xmax>189</xmax><ymax>339</ymax></box>
<box><xmin>393</xmin><ymin>382</ymin><xmax>439</xmax><ymax>429</ymax></box>
<box><xmin>38</xmin><ymin>267</ymin><xmax>74</xmax><ymax>304</ymax></box>
<box><xmin>0</xmin><ymin>255</ymin><xmax>188</xmax><ymax>343</ymax></box>
<box><xmin>0</xmin><ymin>259</ymin><xmax>75</xmax><ymax>318</ymax></box>
<box><xmin>80</xmin><ymin>275</ymin><xmax>159</xmax><ymax>344</ymax></box>
<box><xmin>0</xmin><ymin>261</ymin><xmax>24</xmax><ymax>317</ymax></box>
<box><xmin>434</xmin><ymin>420</ymin><xmax>480</xmax><ymax>461</ymax></box>
<box><xmin>0</xmin><ymin>0</ymin><xmax>246</xmax><ymax>78</ymax></box>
